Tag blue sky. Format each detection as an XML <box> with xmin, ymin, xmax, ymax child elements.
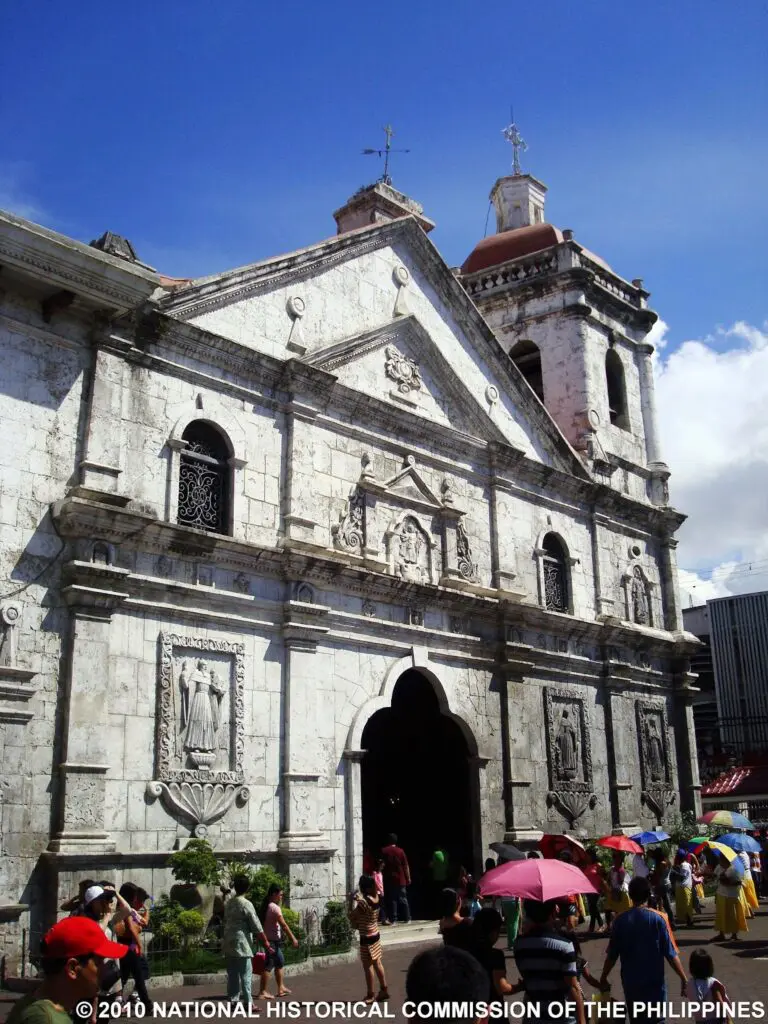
<box><xmin>2</xmin><ymin>0</ymin><xmax>765</xmax><ymax>341</ymax></box>
<box><xmin>2</xmin><ymin>0</ymin><xmax>767</xmax><ymax>595</ymax></box>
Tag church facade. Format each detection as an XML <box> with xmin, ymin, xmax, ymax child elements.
<box><xmin>0</xmin><ymin>162</ymin><xmax>700</xmax><ymax>954</ymax></box>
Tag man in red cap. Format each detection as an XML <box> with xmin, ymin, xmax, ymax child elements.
<box><xmin>6</xmin><ymin>917</ymin><xmax>127</xmax><ymax>1024</ymax></box>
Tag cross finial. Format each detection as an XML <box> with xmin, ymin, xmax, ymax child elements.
<box><xmin>502</xmin><ymin>118</ymin><xmax>528</xmax><ymax>176</ymax></box>
<box><xmin>362</xmin><ymin>125</ymin><xmax>410</xmax><ymax>186</ymax></box>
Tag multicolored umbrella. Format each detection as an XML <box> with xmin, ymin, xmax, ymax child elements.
<box><xmin>705</xmin><ymin>841</ymin><xmax>739</xmax><ymax>862</ymax></box>
<box><xmin>718</xmin><ymin>833</ymin><xmax>761</xmax><ymax>854</ymax></box>
<box><xmin>630</xmin><ymin>830</ymin><xmax>670</xmax><ymax>846</ymax></box>
<box><xmin>478</xmin><ymin>858</ymin><xmax>598</xmax><ymax>901</ymax></box>
<box><xmin>538</xmin><ymin>834</ymin><xmax>588</xmax><ymax>864</ymax></box>
<box><xmin>698</xmin><ymin>810</ymin><xmax>754</xmax><ymax>829</ymax></box>
<box><xmin>596</xmin><ymin>835</ymin><xmax>644</xmax><ymax>855</ymax></box>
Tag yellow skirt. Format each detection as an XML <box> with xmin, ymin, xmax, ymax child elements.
<box><xmin>576</xmin><ymin>894</ymin><xmax>586</xmax><ymax>920</ymax></box>
<box><xmin>694</xmin><ymin>883</ymin><xmax>705</xmax><ymax>902</ymax></box>
<box><xmin>675</xmin><ymin>886</ymin><xmax>693</xmax><ymax>922</ymax></box>
<box><xmin>605</xmin><ymin>890</ymin><xmax>631</xmax><ymax>915</ymax></box>
<box><xmin>715</xmin><ymin>893</ymin><xmax>748</xmax><ymax>935</ymax></box>
<box><xmin>744</xmin><ymin>877</ymin><xmax>759</xmax><ymax>910</ymax></box>
<box><xmin>739</xmin><ymin>888</ymin><xmax>753</xmax><ymax>919</ymax></box>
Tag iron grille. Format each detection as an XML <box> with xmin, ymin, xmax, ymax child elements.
<box><xmin>544</xmin><ymin>557</ymin><xmax>567</xmax><ymax>612</ymax></box>
<box><xmin>178</xmin><ymin>449</ymin><xmax>227</xmax><ymax>532</ymax></box>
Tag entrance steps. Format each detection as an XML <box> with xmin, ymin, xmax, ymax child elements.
<box><xmin>379</xmin><ymin>920</ymin><xmax>440</xmax><ymax>948</ymax></box>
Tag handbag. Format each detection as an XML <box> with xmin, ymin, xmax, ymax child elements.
<box><xmin>252</xmin><ymin>951</ymin><xmax>266</xmax><ymax>975</ymax></box>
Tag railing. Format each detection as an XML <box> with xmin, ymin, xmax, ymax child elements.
<box><xmin>580</xmin><ymin>256</ymin><xmax>642</xmax><ymax>308</ymax></box>
<box><xmin>462</xmin><ymin>252</ymin><xmax>558</xmax><ymax>298</ymax></box>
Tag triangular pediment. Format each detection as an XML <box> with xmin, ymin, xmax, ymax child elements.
<box><xmin>305</xmin><ymin>316</ymin><xmax>508</xmax><ymax>444</ymax></box>
<box><xmin>377</xmin><ymin>461</ymin><xmax>444</xmax><ymax>509</ymax></box>
<box><xmin>159</xmin><ymin>217</ymin><xmax>590</xmax><ymax>480</ymax></box>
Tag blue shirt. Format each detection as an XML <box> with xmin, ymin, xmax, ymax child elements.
<box><xmin>607</xmin><ymin>906</ymin><xmax>678</xmax><ymax>1003</ymax></box>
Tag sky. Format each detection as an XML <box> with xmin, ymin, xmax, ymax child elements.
<box><xmin>2</xmin><ymin>0</ymin><xmax>767</xmax><ymax>606</ymax></box>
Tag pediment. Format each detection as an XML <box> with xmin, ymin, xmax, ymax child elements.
<box><xmin>363</xmin><ymin>458</ymin><xmax>449</xmax><ymax>514</ymax></box>
<box><xmin>305</xmin><ymin>316</ymin><xmax>509</xmax><ymax>445</ymax></box>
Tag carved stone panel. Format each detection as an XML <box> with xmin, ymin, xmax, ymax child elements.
<box><xmin>544</xmin><ymin>687</ymin><xmax>596</xmax><ymax>826</ymax></box>
<box><xmin>332</xmin><ymin>487</ymin><xmax>365</xmax><ymax>555</ymax></box>
<box><xmin>636</xmin><ymin>700</ymin><xmax>674</xmax><ymax>822</ymax></box>
<box><xmin>388</xmin><ymin>515</ymin><xmax>435</xmax><ymax>584</ymax></box>
<box><xmin>146</xmin><ymin>632</ymin><xmax>249</xmax><ymax>836</ymax></box>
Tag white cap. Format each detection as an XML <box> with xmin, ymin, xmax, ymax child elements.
<box><xmin>83</xmin><ymin>885</ymin><xmax>111</xmax><ymax>905</ymax></box>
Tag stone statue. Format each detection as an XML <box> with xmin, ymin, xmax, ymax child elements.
<box><xmin>647</xmin><ymin>718</ymin><xmax>665</xmax><ymax>780</ymax></box>
<box><xmin>397</xmin><ymin>517</ymin><xmax>427</xmax><ymax>582</ymax></box>
<box><xmin>180</xmin><ymin>659</ymin><xmax>226</xmax><ymax>757</ymax></box>
<box><xmin>631</xmin><ymin>567</ymin><xmax>650</xmax><ymax>625</ymax></box>
<box><xmin>555</xmin><ymin>708</ymin><xmax>578</xmax><ymax>779</ymax></box>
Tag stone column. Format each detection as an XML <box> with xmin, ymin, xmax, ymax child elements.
<box><xmin>342</xmin><ymin>749</ymin><xmax>366</xmax><ymax>894</ymax></box>
<box><xmin>78</xmin><ymin>348</ymin><xmax>125</xmax><ymax>495</ymax></box>
<box><xmin>49</xmin><ymin>576</ymin><xmax>128</xmax><ymax>852</ymax></box>
<box><xmin>673</xmin><ymin>668</ymin><xmax>702</xmax><ymax>817</ymax></box>
<box><xmin>277</xmin><ymin>625</ymin><xmax>328</xmax><ymax>856</ymax></box>
<box><xmin>601</xmin><ymin>668</ymin><xmax>640</xmax><ymax>833</ymax></box>
<box><xmin>659</xmin><ymin>536</ymin><xmax>683</xmax><ymax>633</ymax></box>
<box><xmin>636</xmin><ymin>344</ymin><xmax>665</xmax><ymax>468</ymax></box>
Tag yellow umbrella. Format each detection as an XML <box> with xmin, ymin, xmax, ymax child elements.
<box><xmin>705</xmin><ymin>841</ymin><xmax>737</xmax><ymax>861</ymax></box>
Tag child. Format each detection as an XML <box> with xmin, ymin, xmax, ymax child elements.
<box><xmin>685</xmin><ymin>949</ymin><xmax>730</xmax><ymax>1022</ymax></box>
<box><xmin>372</xmin><ymin>858</ymin><xmax>387</xmax><ymax>925</ymax></box>
<box><xmin>564</xmin><ymin>930</ymin><xmax>606</xmax><ymax>996</ymax></box>
<box><xmin>348</xmin><ymin>876</ymin><xmax>389</xmax><ymax>1005</ymax></box>
<box><xmin>462</xmin><ymin>881</ymin><xmax>482</xmax><ymax>920</ymax></box>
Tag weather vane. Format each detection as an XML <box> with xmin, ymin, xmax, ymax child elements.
<box><xmin>501</xmin><ymin>110</ymin><xmax>527</xmax><ymax>176</ymax></box>
<box><xmin>363</xmin><ymin>125</ymin><xmax>410</xmax><ymax>186</ymax></box>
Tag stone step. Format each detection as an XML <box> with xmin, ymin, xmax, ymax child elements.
<box><xmin>379</xmin><ymin>919</ymin><xmax>440</xmax><ymax>948</ymax></box>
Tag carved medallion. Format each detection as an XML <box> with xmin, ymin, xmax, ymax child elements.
<box><xmin>385</xmin><ymin>345</ymin><xmax>423</xmax><ymax>396</ymax></box>
<box><xmin>146</xmin><ymin>632</ymin><xmax>249</xmax><ymax>836</ymax></box>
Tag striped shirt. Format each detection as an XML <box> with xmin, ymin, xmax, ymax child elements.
<box><xmin>513</xmin><ymin>928</ymin><xmax>578</xmax><ymax>1023</ymax></box>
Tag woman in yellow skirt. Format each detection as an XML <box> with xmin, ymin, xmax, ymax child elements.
<box><xmin>737</xmin><ymin>850</ymin><xmax>760</xmax><ymax>912</ymax></box>
<box><xmin>673</xmin><ymin>850</ymin><xmax>694</xmax><ymax>927</ymax></box>
<box><xmin>713</xmin><ymin>857</ymin><xmax>748</xmax><ymax>941</ymax></box>
<box><xmin>604</xmin><ymin>852</ymin><xmax>631</xmax><ymax>928</ymax></box>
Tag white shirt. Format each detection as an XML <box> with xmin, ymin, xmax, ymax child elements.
<box><xmin>737</xmin><ymin>850</ymin><xmax>752</xmax><ymax>880</ymax></box>
<box><xmin>676</xmin><ymin>861</ymin><xmax>692</xmax><ymax>888</ymax></box>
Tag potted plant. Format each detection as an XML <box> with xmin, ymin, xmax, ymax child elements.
<box><xmin>167</xmin><ymin>838</ymin><xmax>222</xmax><ymax>925</ymax></box>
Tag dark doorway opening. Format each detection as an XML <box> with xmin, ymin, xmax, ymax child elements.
<box><xmin>360</xmin><ymin>670</ymin><xmax>475</xmax><ymax>918</ymax></box>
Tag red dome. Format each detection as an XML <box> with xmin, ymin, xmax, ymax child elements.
<box><xmin>461</xmin><ymin>223</ymin><xmax>563</xmax><ymax>275</ymax></box>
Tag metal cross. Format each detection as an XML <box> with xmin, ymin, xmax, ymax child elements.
<box><xmin>502</xmin><ymin>120</ymin><xmax>527</xmax><ymax>176</ymax></box>
<box><xmin>362</xmin><ymin>124</ymin><xmax>410</xmax><ymax>186</ymax></box>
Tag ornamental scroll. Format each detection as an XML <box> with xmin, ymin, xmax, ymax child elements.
<box><xmin>146</xmin><ymin>632</ymin><xmax>249</xmax><ymax>836</ymax></box>
<box><xmin>544</xmin><ymin>687</ymin><xmax>596</xmax><ymax>826</ymax></box>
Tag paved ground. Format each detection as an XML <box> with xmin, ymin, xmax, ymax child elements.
<box><xmin>4</xmin><ymin>900</ymin><xmax>768</xmax><ymax>1020</ymax></box>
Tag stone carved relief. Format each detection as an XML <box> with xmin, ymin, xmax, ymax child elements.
<box><xmin>0</xmin><ymin>603</ymin><xmax>22</xmax><ymax>668</ymax></box>
<box><xmin>146</xmin><ymin>632</ymin><xmax>249</xmax><ymax>836</ymax></box>
<box><xmin>385</xmin><ymin>344</ymin><xmax>422</xmax><ymax>396</ymax></box>
<box><xmin>621</xmin><ymin>562</ymin><xmax>654</xmax><ymax>627</ymax></box>
<box><xmin>394</xmin><ymin>516</ymin><xmax>430</xmax><ymax>583</ymax></box>
<box><xmin>636</xmin><ymin>701</ymin><xmax>674</xmax><ymax>823</ymax></box>
<box><xmin>544</xmin><ymin>688</ymin><xmax>596</xmax><ymax>826</ymax></box>
<box><xmin>295</xmin><ymin>582</ymin><xmax>315</xmax><ymax>604</ymax></box>
<box><xmin>233</xmin><ymin>572</ymin><xmax>250</xmax><ymax>594</ymax></box>
<box><xmin>362</xmin><ymin>599</ymin><xmax>377</xmax><ymax>617</ymax></box>
<box><xmin>456</xmin><ymin>519</ymin><xmax>478</xmax><ymax>582</ymax></box>
<box><xmin>331</xmin><ymin>487</ymin><xmax>365</xmax><ymax>554</ymax></box>
<box><xmin>408</xmin><ymin>607</ymin><xmax>424</xmax><ymax>627</ymax></box>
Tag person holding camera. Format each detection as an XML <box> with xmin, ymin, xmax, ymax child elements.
<box><xmin>348</xmin><ymin>875</ymin><xmax>389</xmax><ymax>1005</ymax></box>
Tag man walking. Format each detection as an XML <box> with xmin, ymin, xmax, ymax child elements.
<box><xmin>599</xmin><ymin>876</ymin><xmax>687</xmax><ymax>1022</ymax></box>
<box><xmin>513</xmin><ymin>899</ymin><xmax>585</xmax><ymax>1024</ymax></box>
<box><xmin>381</xmin><ymin>833</ymin><xmax>411</xmax><ymax>924</ymax></box>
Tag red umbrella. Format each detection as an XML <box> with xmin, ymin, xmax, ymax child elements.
<box><xmin>596</xmin><ymin>835</ymin><xmax>643</xmax><ymax>855</ymax></box>
<box><xmin>539</xmin><ymin>834</ymin><xmax>588</xmax><ymax>865</ymax></box>
<box><xmin>478</xmin><ymin>858</ymin><xmax>598</xmax><ymax>901</ymax></box>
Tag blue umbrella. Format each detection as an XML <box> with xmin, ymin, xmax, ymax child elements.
<box><xmin>718</xmin><ymin>832</ymin><xmax>761</xmax><ymax>853</ymax></box>
<box><xmin>630</xmin><ymin>830</ymin><xmax>671</xmax><ymax>845</ymax></box>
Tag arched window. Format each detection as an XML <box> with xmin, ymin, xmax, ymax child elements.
<box><xmin>605</xmin><ymin>349</ymin><xmax>628</xmax><ymax>429</ymax></box>
<box><xmin>542</xmin><ymin>533</ymin><xmax>569</xmax><ymax>613</ymax></box>
<box><xmin>509</xmin><ymin>339</ymin><xmax>544</xmax><ymax>403</ymax></box>
<box><xmin>177</xmin><ymin>422</ymin><xmax>231</xmax><ymax>534</ymax></box>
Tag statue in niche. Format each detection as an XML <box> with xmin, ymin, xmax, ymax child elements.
<box><xmin>397</xmin><ymin>517</ymin><xmax>426</xmax><ymax>582</ymax></box>
<box><xmin>646</xmin><ymin>718</ymin><xmax>665</xmax><ymax>781</ymax></box>
<box><xmin>555</xmin><ymin>708</ymin><xmax>578</xmax><ymax>780</ymax></box>
<box><xmin>180</xmin><ymin>660</ymin><xmax>227</xmax><ymax>765</ymax></box>
<box><xmin>631</xmin><ymin>566</ymin><xmax>650</xmax><ymax>625</ymax></box>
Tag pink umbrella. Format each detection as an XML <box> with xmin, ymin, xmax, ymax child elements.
<box><xmin>478</xmin><ymin>858</ymin><xmax>599</xmax><ymax>901</ymax></box>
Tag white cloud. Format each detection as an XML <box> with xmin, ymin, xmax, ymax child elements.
<box><xmin>0</xmin><ymin>162</ymin><xmax>46</xmax><ymax>224</ymax></box>
<box><xmin>655</xmin><ymin>318</ymin><xmax>768</xmax><ymax>607</ymax></box>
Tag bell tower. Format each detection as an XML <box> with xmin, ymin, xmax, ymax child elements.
<box><xmin>459</xmin><ymin>122</ymin><xmax>670</xmax><ymax>508</ymax></box>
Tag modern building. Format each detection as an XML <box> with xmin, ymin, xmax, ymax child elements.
<box><xmin>0</xmin><ymin>138</ymin><xmax>701</xmax><ymax>963</ymax></box>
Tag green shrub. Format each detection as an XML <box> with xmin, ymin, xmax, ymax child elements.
<box><xmin>149</xmin><ymin>895</ymin><xmax>185</xmax><ymax>951</ymax></box>
<box><xmin>249</xmin><ymin>865</ymin><xmax>290</xmax><ymax>914</ymax></box>
<box><xmin>320</xmin><ymin>900</ymin><xmax>352</xmax><ymax>951</ymax></box>
<box><xmin>168</xmin><ymin>839</ymin><xmax>221</xmax><ymax>887</ymax></box>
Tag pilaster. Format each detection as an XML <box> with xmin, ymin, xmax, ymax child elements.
<box><xmin>49</xmin><ymin>569</ymin><xmax>129</xmax><ymax>852</ymax></box>
<box><xmin>602</xmin><ymin>664</ymin><xmax>640</xmax><ymax>833</ymax></box>
<box><xmin>673</xmin><ymin>666</ymin><xmax>702</xmax><ymax>817</ymax></box>
<box><xmin>78</xmin><ymin>348</ymin><xmax>125</xmax><ymax>495</ymax></box>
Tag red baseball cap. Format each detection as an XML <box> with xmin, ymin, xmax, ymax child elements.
<box><xmin>42</xmin><ymin>917</ymin><xmax>127</xmax><ymax>960</ymax></box>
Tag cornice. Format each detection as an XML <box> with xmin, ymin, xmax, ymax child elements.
<box><xmin>0</xmin><ymin>210</ymin><xmax>160</xmax><ymax>312</ymax></box>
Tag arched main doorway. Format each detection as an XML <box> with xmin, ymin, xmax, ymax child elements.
<box><xmin>360</xmin><ymin>669</ymin><xmax>475</xmax><ymax>918</ymax></box>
